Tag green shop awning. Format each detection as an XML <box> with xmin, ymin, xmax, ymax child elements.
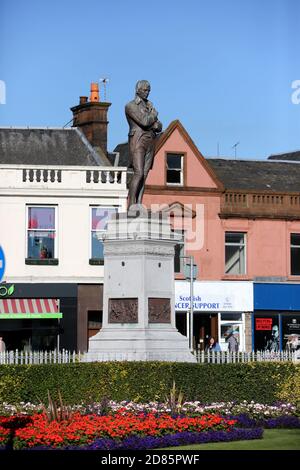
<box><xmin>0</xmin><ymin>299</ymin><xmax>62</xmax><ymax>319</ymax></box>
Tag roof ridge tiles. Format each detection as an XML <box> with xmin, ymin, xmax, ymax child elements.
<box><xmin>207</xmin><ymin>157</ymin><xmax>300</xmax><ymax>164</ymax></box>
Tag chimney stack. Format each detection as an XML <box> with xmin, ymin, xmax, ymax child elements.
<box><xmin>71</xmin><ymin>83</ymin><xmax>111</xmax><ymax>156</ymax></box>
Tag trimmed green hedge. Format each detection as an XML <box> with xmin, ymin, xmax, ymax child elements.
<box><xmin>0</xmin><ymin>362</ymin><xmax>299</xmax><ymax>405</ymax></box>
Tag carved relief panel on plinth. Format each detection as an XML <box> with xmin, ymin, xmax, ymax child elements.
<box><xmin>108</xmin><ymin>298</ymin><xmax>138</xmax><ymax>323</ymax></box>
<box><xmin>148</xmin><ymin>298</ymin><xmax>171</xmax><ymax>323</ymax></box>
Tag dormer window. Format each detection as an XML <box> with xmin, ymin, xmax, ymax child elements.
<box><xmin>166</xmin><ymin>153</ymin><xmax>183</xmax><ymax>185</ymax></box>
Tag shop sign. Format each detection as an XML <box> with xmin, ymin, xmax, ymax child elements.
<box><xmin>286</xmin><ymin>318</ymin><xmax>300</xmax><ymax>331</ymax></box>
<box><xmin>175</xmin><ymin>281</ymin><xmax>253</xmax><ymax>312</ymax></box>
<box><xmin>0</xmin><ymin>297</ymin><xmax>62</xmax><ymax>319</ymax></box>
<box><xmin>0</xmin><ymin>284</ymin><xmax>14</xmax><ymax>297</ymax></box>
<box><xmin>255</xmin><ymin>318</ymin><xmax>273</xmax><ymax>330</ymax></box>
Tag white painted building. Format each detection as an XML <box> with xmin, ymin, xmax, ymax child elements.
<box><xmin>1</xmin><ymin>163</ymin><xmax>127</xmax><ymax>284</ymax></box>
<box><xmin>0</xmin><ymin>124</ymin><xmax>128</xmax><ymax>353</ymax></box>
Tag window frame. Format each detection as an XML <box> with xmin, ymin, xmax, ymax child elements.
<box><xmin>165</xmin><ymin>152</ymin><xmax>184</xmax><ymax>186</ymax></box>
<box><xmin>26</xmin><ymin>205</ymin><xmax>57</xmax><ymax>261</ymax></box>
<box><xmin>90</xmin><ymin>205</ymin><xmax>118</xmax><ymax>262</ymax></box>
<box><xmin>224</xmin><ymin>231</ymin><xmax>247</xmax><ymax>275</ymax></box>
<box><xmin>290</xmin><ymin>233</ymin><xmax>300</xmax><ymax>276</ymax></box>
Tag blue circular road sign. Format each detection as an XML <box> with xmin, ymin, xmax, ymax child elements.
<box><xmin>0</xmin><ymin>246</ymin><xmax>6</xmax><ymax>282</ymax></box>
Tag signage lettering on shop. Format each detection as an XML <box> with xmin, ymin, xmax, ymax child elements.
<box><xmin>256</xmin><ymin>318</ymin><xmax>273</xmax><ymax>330</ymax></box>
<box><xmin>175</xmin><ymin>281</ymin><xmax>253</xmax><ymax>312</ymax></box>
<box><xmin>286</xmin><ymin>321</ymin><xmax>300</xmax><ymax>331</ymax></box>
<box><xmin>175</xmin><ymin>295</ymin><xmax>220</xmax><ymax>311</ymax></box>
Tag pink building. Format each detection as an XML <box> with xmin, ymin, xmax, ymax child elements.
<box><xmin>117</xmin><ymin>120</ymin><xmax>300</xmax><ymax>352</ymax></box>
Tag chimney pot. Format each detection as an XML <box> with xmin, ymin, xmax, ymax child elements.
<box><xmin>79</xmin><ymin>96</ymin><xmax>88</xmax><ymax>105</ymax></box>
<box><xmin>90</xmin><ymin>82</ymin><xmax>99</xmax><ymax>102</ymax></box>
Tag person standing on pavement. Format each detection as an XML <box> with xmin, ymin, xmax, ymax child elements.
<box><xmin>227</xmin><ymin>333</ymin><xmax>239</xmax><ymax>352</ymax></box>
<box><xmin>0</xmin><ymin>336</ymin><xmax>6</xmax><ymax>353</ymax></box>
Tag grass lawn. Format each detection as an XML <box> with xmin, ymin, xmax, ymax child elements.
<box><xmin>162</xmin><ymin>429</ymin><xmax>300</xmax><ymax>450</ymax></box>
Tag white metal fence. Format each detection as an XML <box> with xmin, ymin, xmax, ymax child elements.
<box><xmin>0</xmin><ymin>349</ymin><xmax>298</xmax><ymax>365</ymax></box>
<box><xmin>194</xmin><ymin>350</ymin><xmax>298</xmax><ymax>363</ymax></box>
<box><xmin>0</xmin><ymin>350</ymin><xmax>81</xmax><ymax>365</ymax></box>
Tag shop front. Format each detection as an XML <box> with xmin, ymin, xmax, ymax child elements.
<box><xmin>254</xmin><ymin>283</ymin><xmax>300</xmax><ymax>353</ymax></box>
<box><xmin>0</xmin><ymin>297</ymin><xmax>62</xmax><ymax>351</ymax></box>
<box><xmin>0</xmin><ymin>283</ymin><xmax>77</xmax><ymax>352</ymax></box>
<box><xmin>0</xmin><ymin>283</ymin><xmax>105</xmax><ymax>353</ymax></box>
<box><xmin>175</xmin><ymin>281</ymin><xmax>253</xmax><ymax>351</ymax></box>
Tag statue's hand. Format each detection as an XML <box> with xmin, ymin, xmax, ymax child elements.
<box><xmin>153</xmin><ymin>120</ymin><xmax>162</xmax><ymax>133</ymax></box>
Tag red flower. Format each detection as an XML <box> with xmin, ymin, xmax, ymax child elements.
<box><xmin>10</xmin><ymin>412</ymin><xmax>236</xmax><ymax>449</ymax></box>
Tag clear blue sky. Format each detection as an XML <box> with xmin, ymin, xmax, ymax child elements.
<box><xmin>0</xmin><ymin>0</ymin><xmax>299</xmax><ymax>159</ymax></box>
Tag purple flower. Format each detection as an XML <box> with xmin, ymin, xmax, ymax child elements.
<box><xmin>53</xmin><ymin>428</ymin><xmax>263</xmax><ymax>451</ymax></box>
<box><xmin>264</xmin><ymin>416</ymin><xmax>300</xmax><ymax>429</ymax></box>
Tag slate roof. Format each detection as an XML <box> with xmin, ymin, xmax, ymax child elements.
<box><xmin>113</xmin><ymin>142</ymin><xmax>130</xmax><ymax>167</ymax></box>
<box><xmin>0</xmin><ymin>127</ymin><xmax>111</xmax><ymax>166</ymax></box>
<box><xmin>268</xmin><ymin>151</ymin><xmax>300</xmax><ymax>162</ymax></box>
<box><xmin>113</xmin><ymin>138</ymin><xmax>300</xmax><ymax>193</ymax></box>
<box><xmin>207</xmin><ymin>158</ymin><xmax>300</xmax><ymax>192</ymax></box>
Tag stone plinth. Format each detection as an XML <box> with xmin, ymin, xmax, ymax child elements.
<box><xmin>84</xmin><ymin>210</ymin><xmax>196</xmax><ymax>363</ymax></box>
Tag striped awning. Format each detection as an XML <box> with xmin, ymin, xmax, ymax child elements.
<box><xmin>0</xmin><ymin>299</ymin><xmax>62</xmax><ymax>319</ymax></box>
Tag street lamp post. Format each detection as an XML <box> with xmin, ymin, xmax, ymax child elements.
<box><xmin>189</xmin><ymin>257</ymin><xmax>194</xmax><ymax>350</ymax></box>
<box><xmin>181</xmin><ymin>255</ymin><xmax>197</xmax><ymax>351</ymax></box>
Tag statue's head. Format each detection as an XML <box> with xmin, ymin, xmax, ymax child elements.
<box><xmin>135</xmin><ymin>80</ymin><xmax>151</xmax><ymax>100</ymax></box>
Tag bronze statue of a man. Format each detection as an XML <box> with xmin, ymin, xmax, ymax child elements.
<box><xmin>125</xmin><ymin>80</ymin><xmax>162</xmax><ymax>208</ymax></box>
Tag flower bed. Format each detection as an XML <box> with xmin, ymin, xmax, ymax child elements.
<box><xmin>0</xmin><ymin>415</ymin><xmax>32</xmax><ymax>450</ymax></box>
<box><xmin>1</xmin><ymin>400</ymin><xmax>298</xmax><ymax>450</ymax></box>
<box><xmin>0</xmin><ymin>425</ymin><xmax>10</xmax><ymax>449</ymax></box>
<box><xmin>12</xmin><ymin>411</ymin><xmax>238</xmax><ymax>450</ymax></box>
<box><xmin>105</xmin><ymin>400</ymin><xmax>298</xmax><ymax>419</ymax></box>
<box><xmin>0</xmin><ymin>400</ymin><xmax>297</xmax><ymax>419</ymax></box>
<box><xmin>232</xmin><ymin>413</ymin><xmax>300</xmax><ymax>429</ymax></box>
<box><xmin>66</xmin><ymin>428</ymin><xmax>263</xmax><ymax>450</ymax></box>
